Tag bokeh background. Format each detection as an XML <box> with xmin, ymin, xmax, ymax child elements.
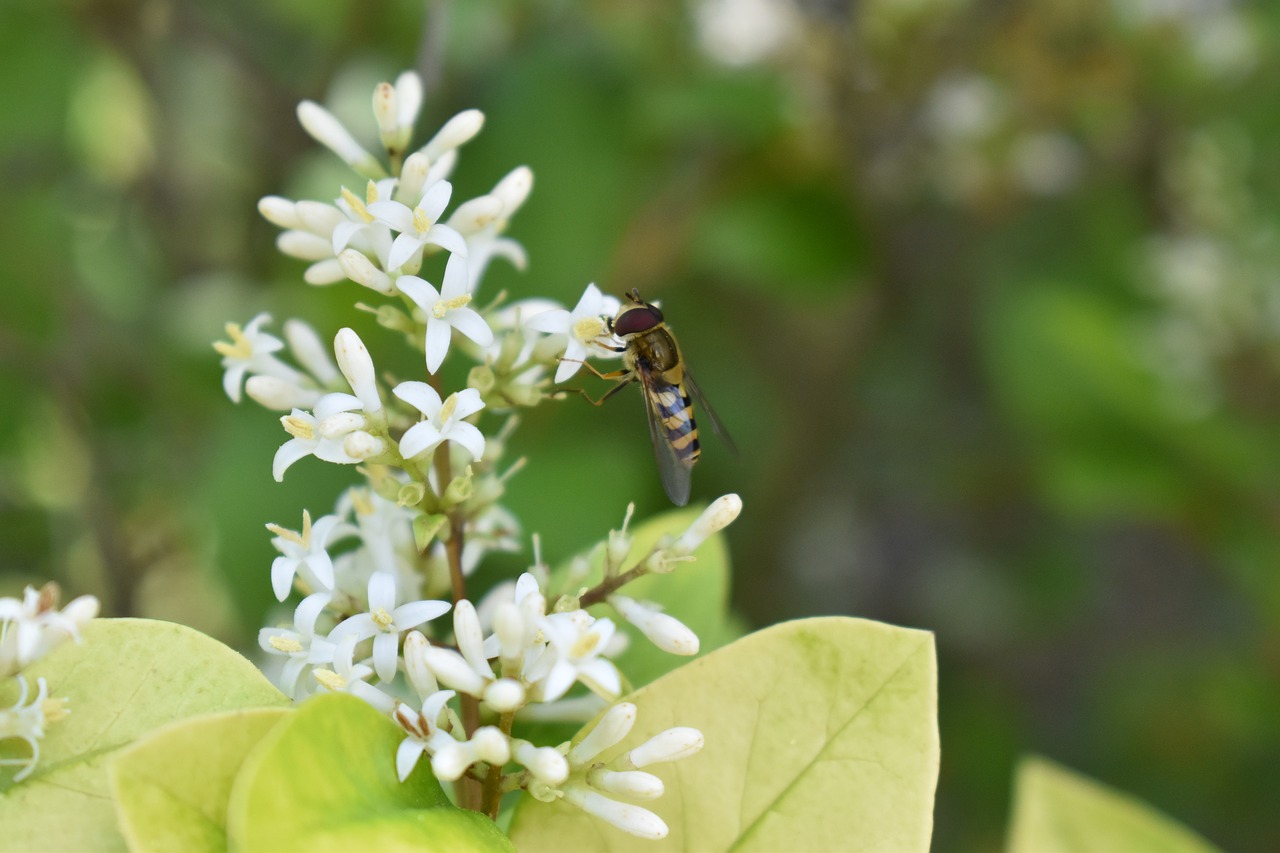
<box><xmin>2</xmin><ymin>0</ymin><xmax>1278</xmax><ymax>848</ymax></box>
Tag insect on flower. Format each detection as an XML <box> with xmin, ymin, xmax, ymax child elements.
<box><xmin>560</xmin><ymin>289</ymin><xmax>735</xmax><ymax>506</ymax></box>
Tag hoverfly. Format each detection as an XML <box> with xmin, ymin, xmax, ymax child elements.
<box><xmin>563</xmin><ymin>289</ymin><xmax>735</xmax><ymax>506</ymax></box>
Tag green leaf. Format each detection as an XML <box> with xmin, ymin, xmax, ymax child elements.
<box><xmin>508</xmin><ymin>617</ymin><xmax>939</xmax><ymax>851</ymax></box>
<box><xmin>226</xmin><ymin>692</ymin><xmax>512</xmax><ymax>852</ymax></box>
<box><xmin>0</xmin><ymin>618</ymin><xmax>289</xmax><ymax>853</ymax></box>
<box><xmin>109</xmin><ymin>707</ymin><xmax>291</xmax><ymax>853</ymax></box>
<box><xmin>1006</xmin><ymin>757</ymin><xmax>1220</xmax><ymax>853</ymax></box>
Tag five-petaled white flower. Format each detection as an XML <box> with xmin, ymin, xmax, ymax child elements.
<box><xmin>396</xmin><ymin>254</ymin><xmax>494</xmax><ymax>373</ymax></box>
<box><xmin>368</xmin><ymin>180</ymin><xmax>468</xmax><ymax>271</ymax></box>
<box><xmin>258</xmin><ymin>592</ymin><xmax>337</xmax><ymax>697</ymax></box>
<box><xmin>331</xmin><ymin>179</ymin><xmax>397</xmax><ymax>265</ymax></box>
<box><xmin>525</xmin><ymin>284</ymin><xmax>623</xmax><ymax>382</ymax></box>
<box><xmin>0</xmin><ymin>585</ymin><xmax>99</xmax><ymax>679</ymax></box>
<box><xmin>392</xmin><ymin>689</ymin><xmax>459</xmax><ymax>782</ymax></box>
<box><xmin>0</xmin><ymin>676</ymin><xmax>68</xmax><ymax>783</ymax></box>
<box><xmin>214</xmin><ymin>314</ymin><xmax>305</xmax><ymax>403</ymax></box>
<box><xmin>392</xmin><ymin>383</ymin><xmax>487</xmax><ymax>462</ymax></box>
<box><xmin>330</xmin><ymin>572</ymin><xmax>451</xmax><ymax>682</ymax></box>
<box><xmin>536</xmin><ymin>610</ymin><xmax>623</xmax><ymax>702</ymax></box>
<box><xmin>266</xmin><ymin>510</ymin><xmax>354</xmax><ymax>602</ymax></box>
<box><xmin>272</xmin><ymin>392</ymin><xmax>366</xmax><ymax>482</ymax></box>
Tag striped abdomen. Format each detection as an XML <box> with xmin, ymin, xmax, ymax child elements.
<box><xmin>652</xmin><ymin>382</ymin><xmax>701</xmax><ymax>466</ymax></box>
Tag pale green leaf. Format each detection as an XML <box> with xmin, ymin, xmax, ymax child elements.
<box><xmin>226</xmin><ymin>692</ymin><xmax>512</xmax><ymax>852</ymax></box>
<box><xmin>1006</xmin><ymin>756</ymin><xmax>1220</xmax><ymax>853</ymax></box>
<box><xmin>509</xmin><ymin>616</ymin><xmax>939</xmax><ymax>852</ymax></box>
<box><xmin>0</xmin><ymin>618</ymin><xmax>289</xmax><ymax>853</ymax></box>
<box><xmin>109</xmin><ymin>707</ymin><xmax>291</xmax><ymax>853</ymax></box>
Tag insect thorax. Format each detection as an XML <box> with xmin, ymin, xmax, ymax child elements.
<box><xmin>628</xmin><ymin>327</ymin><xmax>681</xmax><ymax>374</ymax></box>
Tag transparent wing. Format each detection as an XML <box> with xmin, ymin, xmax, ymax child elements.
<box><xmin>638</xmin><ymin>369</ymin><xmax>693</xmax><ymax>507</ymax></box>
<box><xmin>682</xmin><ymin>366</ymin><xmax>738</xmax><ymax>458</ymax></box>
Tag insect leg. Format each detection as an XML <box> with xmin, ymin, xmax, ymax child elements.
<box><xmin>554</xmin><ymin>377</ymin><xmax>634</xmax><ymax>406</ymax></box>
<box><xmin>558</xmin><ymin>358</ymin><xmax>630</xmax><ymax>381</ymax></box>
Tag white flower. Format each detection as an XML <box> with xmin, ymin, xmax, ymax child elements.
<box><xmin>284</xmin><ymin>318</ymin><xmax>340</xmax><ymax>385</ymax></box>
<box><xmin>0</xmin><ymin>676</ymin><xmax>68</xmax><ymax>783</ymax></box>
<box><xmin>373</xmin><ymin>71</ymin><xmax>423</xmax><ymax>154</ymax></box>
<box><xmin>310</xmin><ymin>633</ymin><xmax>392</xmax><ymax>712</ymax></box>
<box><xmin>330</xmin><ymin>572</ymin><xmax>451</xmax><ymax>682</ymax></box>
<box><xmin>368</xmin><ymin>180</ymin><xmax>468</xmax><ymax>271</ymax></box>
<box><xmin>258</xmin><ymin>592</ymin><xmax>337</xmax><ymax>698</ymax></box>
<box><xmin>214</xmin><ymin>314</ymin><xmax>304</xmax><ymax>403</ymax></box>
<box><xmin>331</xmin><ymin>179</ymin><xmax>398</xmax><ymax>266</ymax></box>
<box><xmin>393</xmin><ymin>689</ymin><xmax>458</xmax><ymax>782</ymax></box>
<box><xmin>0</xmin><ymin>585</ymin><xmax>99</xmax><ymax>679</ymax></box>
<box><xmin>418</xmin><ymin>600</ymin><xmax>527</xmax><ymax>714</ymax></box>
<box><xmin>525</xmin><ymin>284</ymin><xmax>623</xmax><ymax>382</ymax></box>
<box><xmin>535</xmin><ymin>611</ymin><xmax>622</xmax><ymax>702</ymax></box>
<box><xmin>296</xmin><ymin>99</ymin><xmax>385</xmax><ymax>178</ymax></box>
<box><xmin>393</xmin><ymin>383</ymin><xmax>486</xmax><ymax>461</ymax></box>
<box><xmin>272</xmin><ymin>393</ymin><xmax>367</xmax><ymax>481</ymax></box>
<box><xmin>396</xmin><ymin>254</ymin><xmax>494</xmax><ymax>373</ymax></box>
<box><xmin>608</xmin><ymin>595</ymin><xmax>699</xmax><ymax>656</ymax></box>
<box><xmin>333</xmin><ymin>327</ymin><xmax>383</xmax><ymax>415</ymax></box>
<box><xmin>265</xmin><ymin>510</ymin><xmax>354</xmax><ymax>602</ymax></box>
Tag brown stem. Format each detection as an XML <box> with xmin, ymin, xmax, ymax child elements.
<box><xmin>481</xmin><ymin>711</ymin><xmax>516</xmax><ymax>819</ymax></box>
<box><xmin>572</xmin><ymin>563</ymin><xmax>649</xmax><ymax>610</ymax></box>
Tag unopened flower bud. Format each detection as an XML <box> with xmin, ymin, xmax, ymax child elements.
<box><xmin>343</xmin><ymin>430</ymin><xmax>384</xmax><ymax>459</ymax></box>
<box><xmin>569</xmin><ymin>703</ymin><xmax>636</xmax><ymax>767</ymax></box>
<box><xmin>471</xmin><ymin>726</ymin><xmax>511</xmax><ymax>766</ymax></box>
<box><xmin>318</xmin><ymin>412</ymin><xmax>365</xmax><ymax>440</ymax></box>
<box><xmin>493</xmin><ymin>165</ymin><xmax>533</xmax><ymax>215</ymax></box>
<box><xmin>297</xmin><ymin>100</ymin><xmax>384</xmax><ymax>178</ymax></box>
<box><xmin>672</xmin><ymin>493</ymin><xmax>742</xmax><ymax>555</ymax></box>
<box><xmin>394</xmin><ymin>71</ymin><xmax>423</xmax><ymax>137</ymax></box>
<box><xmin>562</xmin><ymin>785</ymin><xmax>667</xmax><ymax>840</ymax></box>
<box><xmin>452</xmin><ymin>600</ymin><xmax>493</xmax><ymax>679</ymax></box>
<box><xmin>468</xmin><ymin>364</ymin><xmax>496</xmax><ymax>394</ymax></box>
<box><xmin>277</xmin><ymin>229</ymin><xmax>331</xmax><ymax>261</ymax></box>
<box><xmin>621</xmin><ymin>727</ymin><xmax>704</xmax><ymax>769</ymax></box>
<box><xmin>245</xmin><ymin>375</ymin><xmax>323</xmax><ymax>411</ymax></box>
<box><xmin>493</xmin><ymin>603</ymin><xmax>524</xmax><ymax>664</ymax></box>
<box><xmin>304</xmin><ymin>259</ymin><xmax>345</xmax><ymax>286</ymax></box>
<box><xmin>513</xmin><ymin>740</ymin><xmax>569</xmax><ymax>785</ymax></box>
<box><xmin>448</xmin><ymin>195</ymin><xmax>503</xmax><ymax>235</ymax></box>
<box><xmin>609</xmin><ymin>595</ymin><xmax>699</xmax><ymax>656</ymax></box>
<box><xmin>483</xmin><ymin>678</ymin><xmax>526</xmax><ymax>713</ymax></box>
<box><xmin>334</xmin><ymin>327</ymin><xmax>382</xmax><ymax>413</ymax></box>
<box><xmin>398</xmin><ymin>152</ymin><xmax>430</xmax><ymax>204</ymax></box>
<box><xmin>403</xmin><ymin>631</ymin><xmax>439</xmax><ymax>700</ymax></box>
<box><xmin>587</xmin><ymin>767</ymin><xmax>664</xmax><ymax>800</ymax></box>
<box><xmin>294</xmin><ymin>201</ymin><xmax>345</xmax><ymax>236</ymax></box>
<box><xmin>258</xmin><ymin>195</ymin><xmax>301</xmax><ymax>229</ymax></box>
<box><xmin>420</xmin><ymin>109</ymin><xmax>485</xmax><ymax>161</ymax></box>
<box><xmin>338</xmin><ymin>249</ymin><xmax>395</xmax><ymax>294</ymax></box>
<box><xmin>372</xmin><ymin>81</ymin><xmax>399</xmax><ymax>139</ymax></box>
<box><xmin>424</xmin><ymin>646</ymin><xmax>487</xmax><ymax>697</ymax></box>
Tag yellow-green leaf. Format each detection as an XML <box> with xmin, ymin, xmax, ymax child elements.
<box><xmin>1006</xmin><ymin>756</ymin><xmax>1220</xmax><ymax>853</ymax></box>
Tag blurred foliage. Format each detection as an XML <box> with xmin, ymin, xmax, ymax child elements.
<box><xmin>2</xmin><ymin>0</ymin><xmax>1279</xmax><ymax>848</ymax></box>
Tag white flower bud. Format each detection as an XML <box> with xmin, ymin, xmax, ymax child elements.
<box><xmin>672</xmin><ymin>493</ymin><xmax>742</xmax><ymax>555</ymax></box>
<box><xmin>318</xmin><ymin>411</ymin><xmax>365</xmax><ymax>440</ymax></box>
<box><xmin>483</xmin><ymin>678</ymin><xmax>526</xmax><ymax>713</ymax></box>
<box><xmin>587</xmin><ymin>767</ymin><xmax>664</xmax><ymax>800</ymax></box>
<box><xmin>245</xmin><ymin>375</ymin><xmax>324</xmax><ymax>411</ymax></box>
<box><xmin>513</xmin><ymin>740</ymin><xmax>569</xmax><ymax>785</ymax></box>
<box><xmin>569</xmin><ymin>703</ymin><xmax>636</xmax><ymax>767</ymax></box>
<box><xmin>258</xmin><ymin>195</ymin><xmax>302</xmax><ymax>229</ymax></box>
<box><xmin>493</xmin><ymin>165</ymin><xmax>533</xmax><ymax>215</ymax></box>
<box><xmin>607</xmin><ymin>504</ymin><xmax>635</xmax><ymax>567</ymax></box>
<box><xmin>562</xmin><ymin>785</ymin><xmax>667</xmax><ymax>840</ymax></box>
<box><xmin>622</xmin><ymin>727</ymin><xmax>704</xmax><ymax>769</ymax></box>
<box><xmin>452</xmin><ymin>600</ymin><xmax>494</xmax><ymax>679</ymax></box>
<box><xmin>61</xmin><ymin>595</ymin><xmax>100</xmax><ymax>627</ymax></box>
<box><xmin>431</xmin><ymin>741</ymin><xmax>475</xmax><ymax>781</ymax></box>
<box><xmin>372</xmin><ymin>81</ymin><xmax>399</xmax><ymax>138</ymax></box>
<box><xmin>277</xmin><ymin>229</ymin><xmax>332</xmax><ymax>261</ymax></box>
<box><xmin>334</xmin><ymin>328</ymin><xmax>382</xmax><ymax>414</ymax></box>
<box><xmin>348</xmin><ymin>680</ymin><xmax>395</xmax><ymax>713</ymax></box>
<box><xmin>424</xmin><ymin>646</ymin><xmax>488</xmax><ymax>697</ymax></box>
<box><xmin>470</xmin><ymin>726</ymin><xmax>511</xmax><ymax>766</ymax></box>
<box><xmin>284</xmin><ymin>319</ymin><xmax>339</xmax><ymax>384</ymax></box>
<box><xmin>447</xmin><ymin>195</ymin><xmax>503</xmax><ymax>236</ymax></box>
<box><xmin>609</xmin><ymin>595</ymin><xmax>699</xmax><ymax>656</ymax></box>
<box><xmin>426</xmin><ymin>148</ymin><xmax>457</xmax><ymax>183</ymax></box>
<box><xmin>297</xmin><ymin>100</ymin><xmax>383</xmax><ymax>176</ymax></box>
<box><xmin>294</xmin><ymin>200</ymin><xmax>345</xmax><ymax>236</ymax></box>
<box><xmin>394</xmin><ymin>71</ymin><xmax>423</xmax><ymax>133</ymax></box>
<box><xmin>420</xmin><ymin>109</ymin><xmax>485</xmax><ymax>161</ymax></box>
<box><xmin>342</xmin><ymin>430</ymin><xmax>384</xmax><ymax>459</ymax></box>
<box><xmin>493</xmin><ymin>602</ymin><xmax>525</xmax><ymax>663</ymax></box>
<box><xmin>304</xmin><ymin>259</ymin><xmax>346</xmax><ymax>286</ymax></box>
<box><xmin>403</xmin><ymin>631</ymin><xmax>439</xmax><ymax>700</ymax></box>
<box><xmin>397</xmin><ymin>152</ymin><xmax>430</xmax><ymax>205</ymax></box>
<box><xmin>337</xmin><ymin>249</ymin><xmax>395</xmax><ymax>294</ymax></box>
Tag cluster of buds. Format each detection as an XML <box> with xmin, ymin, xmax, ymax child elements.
<box><xmin>224</xmin><ymin>68</ymin><xmax>740</xmax><ymax>837</ymax></box>
<box><xmin>0</xmin><ymin>582</ymin><xmax>99</xmax><ymax>782</ymax></box>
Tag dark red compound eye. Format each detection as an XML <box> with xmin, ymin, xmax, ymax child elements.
<box><xmin>613</xmin><ymin>305</ymin><xmax>663</xmax><ymax>336</ymax></box>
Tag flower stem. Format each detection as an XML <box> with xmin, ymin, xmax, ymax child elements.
<box><xmin>481</xmin><ymin>711</ymin><xmax>516</xmax><ymax>819</ymax></box>
<box><xmin>573</xmin><ymin>563</ymin><xmax>648</xmax><ymax>610</ymax></box>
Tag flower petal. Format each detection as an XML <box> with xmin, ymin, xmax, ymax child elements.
<box><xmin>272</xmin><ymin>438</ymin><xmax>314</xmax><ymax>482</ymax></box>
<box><xmin>396</xmin><ymin>738</ymin><xmax>427</xmax><ymax>782</ymax></box>
<box><xmin>417</xmin><ymin>180</ymin><xmax>453</xmax><ymax>222</ymax></box>
<box><xmin>372</xmin><ymin>632</ymin><xmax>400</xmax><ymax>683</ymax></box>
<box><xmin>524</xmin><ymin>307</ymin><xmax>570</xmax><ymax>334</ymax></box>
<box><xmin>367</xmin><ymin>199</ymin><xmax>415</xmax><ymax>232</ymax></box>
<box><xmin>425</xmin><ymin>317</ymin><xmax>451</xmax><ymax>374</ymax></box>
<box><xmin>368</xmin><ymin>571</ymin><xmax>398</xmax><ymax>612</ymax></box>
<box><xmin>423</xmin><ymin>224</ymin><xmax>468</xmax><ymax>258</ymax></box>
<box><xmin>399</xmin><ymin>421</ymin><xmax>443</xmax><ymax>460</ymax></box>
<box><xmin>451</xmin><ymin>388</ymin><xmax>486</xmax><ymax>421</ymax></box>
<box><xmin>387</xmin><ymin>232</ymin><xmax>425</xmax><ymax>272</ymax></box>
<box><xmin>394</xmin><ymin>599</ymin><xmax>453</xmax><ymax>632</ymax></box>
<box><xmin>448</xmin><ymin>309</ymin><xmax>494</xmax><ymax>348</ymax></box>
<box><xmin>392</xmin><ymin>380</ymin><xmax>442</xmax><ymax>416</ymax></box>
<box><xmin>446</xmin><ymin>422</ymin><xmax>486</xmax><ymax>462</ymax></box>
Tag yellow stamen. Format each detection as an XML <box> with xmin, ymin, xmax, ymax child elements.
<box><xmin>312</xmin><ymin>668</ymin><xmax>346</xmax><ymax>691</ymax></box>
<box><xmin>281</xmin><ymin>415</ymin><xmax>315</xmax><ymax>441</ymax></box>
<box><xmin>438</xmin><ymin>394</ymin><xmax>458</xmax><ymax>425</ymax></box>
<box><xmin>572</xmin><ymin>316</ymin><xmax>605</xmax><ymax>343</ymax></box>
<box><xmin>411</xmin><ymin>206</ymin><xmax>432</xmax><ymax>234</ymax></box>
<box><xmin>341</xmin><ymin>186</ymin><xmax>373</xmax><ymax>223</ymax></box>
<box><xmin>349</xmin><ymin>487</ymin><xmax>374</xmax><ymax>517</ymax></box>
<box><xmin>365</xmin><ymin>179</ymin><xmax>379</xmax><ymax>205</ymax></box>
<box><xmin>570</xmin><ymin>631</ymin><xmax>601</xmax><ymax>659</ymax></box>
<box><xmin>269</xmin><ymin>635</ymin><xmax>304</xmax><ymax>653</ymax></box>
<box><xmin>372</xmin><ymin>607</ymin><xmax>394</xmax><ymax>631</ymax></box>
<box><xmin>41</xmin><ymin>696</ymin><xmax>70</xmax><ymax>724</ymax></box>
<box><xmin>213</xmin><ymin>322</ymin><xmax>251</xmax><ymax>359</ymax></box>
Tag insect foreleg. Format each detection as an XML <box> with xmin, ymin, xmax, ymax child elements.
<box><xmin>558</xmin><ymin>358</ymin><xmax>630</xmax><ymax>381</ymax></box>
<box><xmin>554</xmin><ymin>377</ymin><xmax>634</xmax><ymax>406</ymax></box>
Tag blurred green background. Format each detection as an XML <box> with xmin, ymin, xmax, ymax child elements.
<box><xmin>2</xmin><ymin>0</ymin><xmax>1278</xmax><ymax>848</ymax></box>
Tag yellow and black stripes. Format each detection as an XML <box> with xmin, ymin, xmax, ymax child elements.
<box><xmin>653</xmin><ymin>383</ymin><xmax>701</xmax><ymax>464</ymax></box>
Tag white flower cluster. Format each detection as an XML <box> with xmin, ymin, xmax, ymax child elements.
<box><xmin>0</xmin><ymin>583</ymin><xmax>99</xmax><ymax>782</ymax></box>
<box><xmin>220</xmin><ymin>70</ymin><xmax>742</xmax><ymax>837</ymax></box>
